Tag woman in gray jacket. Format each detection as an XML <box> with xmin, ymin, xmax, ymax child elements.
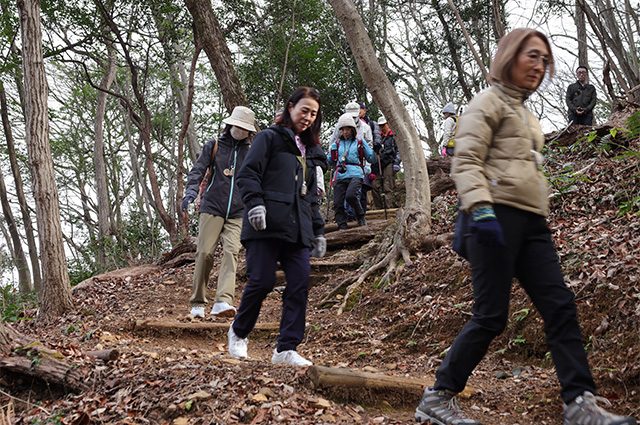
<box><xmin>415</xmin><ymin>29</ymin><xmax>636</xmax><ymax>425</ymax></box>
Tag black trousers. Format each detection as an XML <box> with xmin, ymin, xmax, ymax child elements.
<box><xmin>233</xmin><ymin>239</ymin><xmax>310</xmax><ymax>352</ymax></box>
<box><xmin>333</xmin><ymin>177</ymin><xmax>364</xmax><ymax>225</ymax></box>
<box><xmin>434</xmin><ymin>205</ymin><xmax>596</xmax><ymax>404</ymax></box>
<box><xmin>568</xmin><ymin>112</ymin><xmax>593</xmax><ymax>126</ymax></box>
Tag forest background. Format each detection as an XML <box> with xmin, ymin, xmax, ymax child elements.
<box><xmin>0</xmin><ymin>0</ymin><xmax>638</xmax><ymax>318</ymax></box>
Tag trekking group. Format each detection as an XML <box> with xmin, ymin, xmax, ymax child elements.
<box><xmin>180</xmin><ymin>27</ymin><xmax>635</xmax><ymax>425</ymax></box>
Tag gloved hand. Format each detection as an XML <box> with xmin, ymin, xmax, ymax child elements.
<box><xmin>181</xmin><ymin>193</ymin><xmax>196</xmax><ymax>212</ymax></box>
<box><xmin>310</xmin><ymin>235</ymin><xmax>326</xmax><ymax>258</ymax></box>
<box><xmin>373</xmin><ymin>143</ymin><xmax>382</xmax><ymax>154</ymax></box>
<box><xmin>247</xmin><ymin>205</ymin><xmax>267</xmax><ymax>231</ymax></box>
<box><xmin>369</xmin><ymin>173</ymin><xmax>376</xmax><ymax>181</ymax></box>
<box><xmin>469</xmin><ymin>218</ymin><xmax>505</xmax><ymax>247</ymax></box>
<box><xmin>469</xmin><ymin>205</ymin><xmax>506</xmax><ymax>248</ymax></box>
<box><xmin>393</xmin><ymin>164</ymin><xmax>400</xmax><ymax>173</ymax></box>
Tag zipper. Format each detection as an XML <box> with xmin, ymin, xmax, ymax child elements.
<box><xmin>225</xmin><ymin>144</ymin><xmax>239</xmax><ymax>220</ymax></box>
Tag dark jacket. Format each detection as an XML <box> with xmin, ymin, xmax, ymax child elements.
<box><xmin>566</xmin><ymin>81</ymin><xmax>596</xmax><ymax>115</ymax></box>
<box><xmin>185</xmin><ymin>133</ymin><xmax>250</xmax><ymax>219</ymax></box>
<box><xmin>307</xmin><ymin>143</ymin><xmax>329</xmax><ymax>173</ymax></box>
<box><xmin>372</xmin><ymin>131</ymin><xmax>400</xmax><ymax>174</ymax></box>
<box><xmin>236</xmin><ymin>125</ymin><xmax>325</xmax><ymax>248</ymax></box>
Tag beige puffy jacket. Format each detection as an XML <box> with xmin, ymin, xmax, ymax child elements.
<box><xmin>452</xmin><ymin>83</ymin><xmax>549</xmax><ymax>217</ymax></box>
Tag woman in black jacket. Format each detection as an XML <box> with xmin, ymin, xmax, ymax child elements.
<box><xmin>181</xmin><ymin>106</ymin><xmax>256</xmax><ymax>319</ymax></box>
<box><xmin>229</xmin><ymin>87</ymin><xmax>326</xmax><ymax>366</ymax></box>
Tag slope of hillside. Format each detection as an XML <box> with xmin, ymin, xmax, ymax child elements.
<box><xmin>2</xmin><ymin>130</ymin><xmax>639</xmax><ymax>424</ymax></box>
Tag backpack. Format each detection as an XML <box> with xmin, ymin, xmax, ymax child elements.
<box><xmin>446</xmin><ymin>116</ymin><xmax>459</xmax><ymax>148</ymax></box>
<box><xmin>195</xmin><ymin>138</ymin><xmax>219</xmax><ymax>211</ymax></box>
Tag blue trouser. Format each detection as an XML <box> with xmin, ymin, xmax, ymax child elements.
<box><xmin>434</xmin><ymin>205</ymin><xmax>596</xmax><ymax>404</ymax></box>
<box><xmin>232</xmin><ymin>239</ymin><xmax>310</xmax><ymax>352</ymax></box>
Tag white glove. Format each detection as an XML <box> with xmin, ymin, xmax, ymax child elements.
<box><xmin>310</xmin><ymin>235</ymin><xmax>326</xmax><ymax>258</ymax></box>
<box><xmin>247</xmin><ymin>205</ymin><xmax>266</xmax><ymax>231</ymax></box>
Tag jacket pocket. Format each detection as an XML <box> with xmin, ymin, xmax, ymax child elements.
<box><xmin>264</xmin><ymin>190</ymin><xmax>294</xmax><ymax>232</ymax></box>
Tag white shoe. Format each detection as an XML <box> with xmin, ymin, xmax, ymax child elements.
<box><xmin>210</xmin><ymin>301</ymin><xmax>237</xmax><ymax>317</ymax></box>
<box><xmin>228</xmin><ymin>322</ymin><xmax>248</xmax><ymax>359</ymax></box>
<box><xmin>271</xmin><ymin>348</ymin><xmax>312</xmax><ymax>366</ymax></box>
<box><xmin>190</xmin><ymin>306</ymin><xmax>205</xmax><ymax>318</ymax></box>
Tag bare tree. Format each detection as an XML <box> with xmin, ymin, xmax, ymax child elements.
<box><xmin>17</xmin><ymin>0</ymin><xmax>73</xmax><ymax>319</ymax></box>
<box><xmin>328</xmin><ymin>0</ymin><xmax>442</xmax><ymax>313</ymax></box>
<box><xmin>0</xmin><ymin>161</ymin><xmax>31</xmax><ymax>293</ymax></box>
<box><xmin>94</xmin><ymin>41</ymin><xmax>118</xmax><ymax>272</ymax></box>
<box><xmin>184</xmin><ymin>0</ymin><xmax>249</xmax><ymax>111</ymax></box>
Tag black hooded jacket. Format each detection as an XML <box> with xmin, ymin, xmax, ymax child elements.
<box><xmin>236</xmin><ymin>125</ymin><xmax>325</xmax><ymax>248</ymax></box>
<box><xmin>185</xmin><ymin>133</ymin><xmax>250</xmax><ymax>219</ymax></box>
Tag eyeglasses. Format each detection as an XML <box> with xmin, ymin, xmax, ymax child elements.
<box><xmin>522</xmin><ymin>49</ymin><xmax>551</xmax><ymax>68</ymax></box>
<box><xmin>576</xmin><ymin>70</ymin><xmax>588</xmax><ymax>75</ymax></box>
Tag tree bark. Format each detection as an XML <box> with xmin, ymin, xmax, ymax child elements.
<box><xmin>328</xmin><ymin>0</ymin><xmax>432</xmax><ymax>253</ymax></box>
<box><xmin>184</xmin><ymin>0</ymin><xmax>249</xmax><ymax>112</ymax></box>
<box><xmin>17</xmin><ymin>0</ymin><xmax>73</xmax><ymax>320</ymax></box>
<box><xmin>94</xmin><ymin>42</ymin><xmax>118</xmax><ymax>272</ymax></box>
<box><xmin>0</xmin><ymin>80</ymin><xmax>41</xmax><ymax>293</ymax></box>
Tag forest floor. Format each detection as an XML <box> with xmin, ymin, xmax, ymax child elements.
<box><xmin>2</xmin><ymin>129</ymin><xmax>640</xmax><ymax>425</ymax></box>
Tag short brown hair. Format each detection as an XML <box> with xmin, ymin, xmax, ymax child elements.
<box><xmin>488</xmin><ymin>28</ymin><xmax>555</xmax><ymax>88</ymax></box>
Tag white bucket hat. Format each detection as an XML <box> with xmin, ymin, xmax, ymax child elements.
<box><xmin>378</xmin><ymin>116</ymin><xmax>387</xmax><ymax>125</ymax></box>
<box><xmin>222</xmin><ymin>106</ymin><xmax>257</xmax><ymax>132</ymax></box>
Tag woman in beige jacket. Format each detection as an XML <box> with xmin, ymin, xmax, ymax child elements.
<box><xmin>415</xmin><ymin>29</ymin><xmax>637</xmax><ymax>425</ymax></box>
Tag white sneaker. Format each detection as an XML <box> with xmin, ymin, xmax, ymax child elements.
<box><xmin>190</xmin><ymin>306</ymin><xmax>205</xmax><ymax>318</ymax></box>
<box><xmin>210</xmin><ymin>301</ymin><xmax>237</xmax><ymax>317</ymax></box>
<box><xmin>271</xmin><ymin>348</ymin><xmax>312</xmax><ymax>366</ymax></box>
<box><xmin>228</xmin><ymin>322</ymin><xmax>248</xmax><ymax>359</ymax></box>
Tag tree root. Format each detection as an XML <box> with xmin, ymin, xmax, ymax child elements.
<box><xmin>337</xmin><ymin>211</ymin><xmax>412</xmax><ymax>315</ymax></box>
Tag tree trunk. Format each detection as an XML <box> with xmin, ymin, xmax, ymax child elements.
<box><xmin>433</xmin><ymin>0</ymin><xmax>474</xmax><ymax>102</ymax></box>
<box><xmin>17</xmin><ymin>0</ymin><xmax>73</xmax><ymax>319</ymax></box>
<box><xmin>150</xmin><ymin>4</ymin><xmax>200</xmax><ymax>163</ymax></box>
<box><xmin>328</xmin><ymin>0</ymin><xmax>432</xmax><ymax>252</ymax></box>
<box><xmin>94</xmin><ymin>42</ymin><xmax>117</xmax><ymax>272</ymax></box>
<box><xmin>0</xmin><ymin>80</ymin><xmax>42</xmax><ymax>294</ymax></box>
<box><xmin>184</xmin><ymin>0</ymin><xmax>249</xmax><ymax>112</ymax></box>
<box><xmin>0</xmin><ymin>165</ymin><xmax>32</xmax><ymax>293</ymax></box>
<box><xmin>0</xmin><ymin>82</ymin><xmax>33</xmax><ymax>293</ymax></box>
<box><xmin>445</xmin><ymin>0</ymin><xmax>489</xmax><ymax>81</ymax></box>
<box><xmin>575</xmin><ymin>0</ymin><xmax>588</xmax><ymax>67</ymax></box>
<box><xmin>95</xmin><ymin>0</ymin><xmax>178</xmax><ymax>243</ymax></box>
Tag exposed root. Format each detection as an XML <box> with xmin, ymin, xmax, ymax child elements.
<box><xmin>337</xmin><ymin>212</ymin><xmax>412</xmax><ymax>315</ymax></box>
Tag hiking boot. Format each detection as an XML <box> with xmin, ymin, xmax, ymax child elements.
<box><xmin>357</xmin><ymin>217</ymin><xmax>367</xmax><ymax>226</ymax></box>
<box><xmin>415</xmin><ymin>387</ymin><xmax>482</xmax><ymax>425</ymax></box>
<box><xmin>227</xmin><ymin>322</ymin><xmax>248</xmax><ymax>359</ymax></box>
<box><xmin>190</xmin><ymin>306</ymin><xmax>205</xmax><ymax>318</ymax></box>
<box><xmin>271</xmin><ymin>349</ymin><xmax>312</xmax><ymax>366</ymax></box>
<box><xmin>210</xmin><ymin>301</ymin><xmax>236</xmax><ymax>317</ymax></box>
<box><xmin>563</xmin><ymin>391</ymin><xmax>637</xmax><ymax>425</ymax></box>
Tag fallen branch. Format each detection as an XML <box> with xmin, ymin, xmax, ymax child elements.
<box><xmin>305</xmin><ymin>365</ymin><xmax>475</xmax><ymax>408</ymax></box>
<box><xmin>134</xmin><ymin>320</ymin><xmax>279</xmax><ymax>333</ymax></box>
<box><xmin>86</xmin><ymin>349</ymin><xmax>120</xmax><ymax>363</ymax></box>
